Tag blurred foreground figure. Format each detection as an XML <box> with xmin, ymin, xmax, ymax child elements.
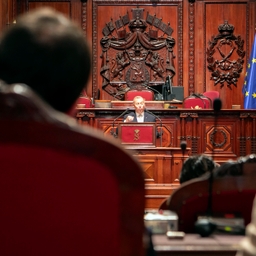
<box><xmin>0</xmin><ymin>7</ymin><xmax>91</xmax><ymax>113</ymax></box>
<box><xmin>179</xmin><ymin>154</ymin><xmax>219</xmax><ymax>184</ymax></box>
<box><xmin>236</xmin><ymin>196</ymin><xmax>256</xmax><ymax>256</ymax></box>
<box><xmin>0</xmin><ymin>8</ymin><xmax>146</xmax><ymax>256</ymax></box>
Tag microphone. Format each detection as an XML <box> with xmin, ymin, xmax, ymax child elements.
<box><xmin>112</xmin><ymin>108</ymin><xmax>130</xmax><ymax>138</ymax></box>
<box><xmin>195</xmin><ymin>98</ymin><xmax>222</xmax><ymax>237</ymax></box>
<box><xmin>145</xmin><ymin>109</ymin><xmax>163</xmax><ymax>147</ymax></box>
<box><xmin>213</xmin><ymin>98</ymin><xmax>222</xmax><ymax>112</ymax></box>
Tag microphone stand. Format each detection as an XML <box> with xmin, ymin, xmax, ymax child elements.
<box><xmin>207</xmin><ymin>98</ymin><xmax>222</xmax><ymax>216</ymax></box>
<box><xmin>180</xmin><ymin>141</ymin><xmax>187</xmax><ymax>166</ymax></box>
<box><xmin>194</xmin><ymin>98</ymin><xmax>222</xmax><ymax>237</ymax></box>
<box><xmin>145</xmin><ymin>109</ymin><xmax>162</xmax><ymax>147</ymax></box>
<box><xmin>112</xmin><ymin>108</ymin><xmax>130</xmax><ymax>138</ymax></box>
<box><xmin>145</xmin><ymin>86</ymin><xmax>164</xmax><ymax>101</ymax></box>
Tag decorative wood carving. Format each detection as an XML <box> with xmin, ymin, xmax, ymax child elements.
<box><xmin>188</xmin><ymin>2</ymin><xmax>195</xmax><ymax>95</ymax></box>
<box><xmin>206</xmin><ymin>20</ymin><xmax>245</xmax><ymax>89</ymax></box>
<box><xmin>99</xmin><ymin>7</ymin><xmax>176</xmax><ymax>100</ymax></box>
<box><xmin>81</xmin><ymin>2</ymin><xmax>87</xmax><ymax>33</ymax></box>
<box><xmin>209</xmin><ymin>128</ymin><xmax>228</xmax><ymax>148</ymax></box>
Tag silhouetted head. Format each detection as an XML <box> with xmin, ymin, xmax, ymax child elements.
<box><xmin>0</xmin><ymin>7</ymin><xmax>91</xmax><ymax>113</ymax></box>
<box><xmin>179</xmin><ymin>154</ymin><xmax>218</xmax><ymax>184</ymax></box>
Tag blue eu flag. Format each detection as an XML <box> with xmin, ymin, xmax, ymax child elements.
<box><xmin>243</xmin><ymin>34</ymin><xmax>256</xmax><ymax>109</ymax></box>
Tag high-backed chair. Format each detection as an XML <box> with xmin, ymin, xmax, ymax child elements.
<box><xmin>163</xmin><ymin>161</ymin><xmax>256</xmax><ymax>233</ymax></box>
<box><xmin>203</xmin><ymin>91</ymin><xmax>220</xmax><ymax>104</ymax></box>
<box><xmin>67</xmin><ymin>96</ymin><xmax>92</xmax><ymax>116</ymax></box>
<box><xmin>125</xmin><ymin>89</ymin><xmax>154</xmax><ymax>101</ymax></box>
<box><xmin>183</xmin><ymin>94</ymin><xmax>212</xmax><ymax>109</ymax></box>
<box><xmin>0</xmin><ymin>83</ymin><xmax>145</xmax><ymax>256</ymax></box>
<box><xmin>76</xmin><ymin>96</ymin><xmax>92</xmax><ymax>107</ymax></box>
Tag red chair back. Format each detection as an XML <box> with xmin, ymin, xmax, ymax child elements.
<box><xmin>67</xmin><ymin>96</ymin><xmax>92</xmax><ymax>116</ymax></box>
<box><xmin>183</xmin><ymin>94</ymin><xmax>212</xmax><ymax>109</ymax></box>
<box><xmin>125</xmin><ymin>89</ymin><xmax>154</xmax><ymax>101</ymax></box>
<box><xmin>76</xmin><ymin>96</ymin><xmax>92</xmax><ymax>107</ymax></box>
<box><xmin>0</xmin><ymin>83</ymin><xmax>145</xmax><ymax>256</ymax></box>
<box><xmin>203</xmin><ymin>91</ymin><xmax>220</xmax><ymax>104</ymax></box>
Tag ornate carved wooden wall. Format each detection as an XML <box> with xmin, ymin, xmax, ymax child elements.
<box><xmin>0</xmin><ymin>0</ymin><xmax>256</xmax><ymax>109</ymax></box>
<box><xmin>76</xmin><ymin>108</ymin><xmax>256</xmax><ymax>160</ymax></box>
<box><xmin>98</xmin><ymin>5</ymin><xmax>178</xmax><ymax>100</ymax></box>
<box><xmin>76</xmin><ymin>107</ymin><xmax>256</xmax><ymax>208</ymax></box>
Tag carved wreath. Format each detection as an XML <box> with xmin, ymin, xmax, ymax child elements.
<box><xmin>210</xmin><ymin>129</ymin><xmax>227</xmax><ymax>148</ymax></box>
<box><xmin>206</xmin><ymin>21</ymin><xmax>245</xmax><ymax>89</ymax></box>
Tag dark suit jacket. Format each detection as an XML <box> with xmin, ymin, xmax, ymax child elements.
<box><xmin>123</xmin><ymin>111</ymin><xmax>156</xmax><ymax>122</ymax></box>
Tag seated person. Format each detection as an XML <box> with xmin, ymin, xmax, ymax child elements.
<box><xmin>124</xmin><ymin>96</ymin><xmax>156</xmax><ymax>123</ymax></box>
<box><xmin>214</xmin><ymin>153</ymin><xmax>256</xmax><ymax>178</ymax></box>
<box><xmin>0</xmin><ymin>8</ymin><xmax>156</xmax><ymax>256</ymax></box>
<box><xmin>179</xmin><ymin>154</ymin><xmax>219</xmax><ymax>184</ymax></box>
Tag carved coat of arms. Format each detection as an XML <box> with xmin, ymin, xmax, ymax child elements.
<box><xmin>100</xmin><ymin>7</ymin><xmax>176</xmax><ymax>99</ymax></box>
<box><xmin>206</xmin><ymin>21</ymin><xmax>245</xmax><ymax>89</ymax></box>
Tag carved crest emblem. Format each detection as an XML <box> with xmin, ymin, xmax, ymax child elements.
<box><xmin>206</xmin><ymin>21</ymin><xmax>245</xmax><ymax>89</ymax></box>
<box><xmin>134</xmin><ymin>129</ymin><xmax>140</xmax><ymax>141</ymax></box>
<box><xmin>100</xmin><ymin>7</ymin><xmax>176</xmax><ymax>99</ymax></box>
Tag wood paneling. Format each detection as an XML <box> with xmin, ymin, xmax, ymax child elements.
<box><xmin>93</xmin><ymin>1</ymin><xmax>182</xmax><ymax>101</ymax></box>
<box><xmin>0</xmin><ymin>0</ymin><xmax>15</xmax><ymax>32</ymax></box>
<box><xmin>75</xmin><ymin>107</ymin><xmax>256</xmax><ymax>208</ymax></box>
<box><xmin>1</xmin><ymin>0</ymin><xmax>256</xmax><ymax>108</ymax></box>
<box><xmin>28</xmin><ymin>2</ymin><xmax>70</xmax><ymax>13</ymax></box>
<box><xmin>204</xmin><ymin>2</ymin><xmax>247</xmax><ymax>109</ymax></box>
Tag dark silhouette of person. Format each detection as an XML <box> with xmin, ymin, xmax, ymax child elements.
<box><xmin>179</xmin><ymin>154</ymin><xmax>219</xmax><ymax>184</ymax></box>
<box><xmin>0</xmin><ymin>7</ymin><xmax>91</xmax><ymax>113</ymax></box>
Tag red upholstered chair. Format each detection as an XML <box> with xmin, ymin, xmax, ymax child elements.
<box><xmin>203</xmin><ymin>91</ymin><xmax>220</xmax><ymax>104</ymax></box>
<box><xmin>183</xmin><ymin>94</ymin><xmax>212</xmax><ymax>109</ymax></box>
<box><xmin>163</xmin><ymin>162</ymin><xmax>256</xmax><ymax>233</ymax></box>
<box><xmin>0</xmin><ymin>83</ymin><xmax>145</xmax><ymax>256</ymax></box>
<box><xmin>67</xmin><ymin>96</ymin><xmax>92</xmax><ymax>116</ymax></box>
<box><xmin>125</xmin><ymin>89</ymin><xmax>154</xmax><ymax>101</ymax></box>
<box><xmin>76</xmin><ymin>96</ymin><xmax>92</xmax><ymax>107</ymax></box>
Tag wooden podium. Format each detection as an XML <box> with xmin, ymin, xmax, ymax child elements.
<box><xmin>118</xmin><ymin>122</ymin><xmax>156</xmax><ymax>147</ymax></box>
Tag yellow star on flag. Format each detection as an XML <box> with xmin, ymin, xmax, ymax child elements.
<box><xmin>244</xmin><ymin>35</ymin><xmax>256</xmax><ymax>109</ymax></box>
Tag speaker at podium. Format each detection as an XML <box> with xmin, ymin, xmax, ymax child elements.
<box><xmin>118</xmin><ymin>123</ymin><xmax>156</xmax><ymax>147</ymax></box>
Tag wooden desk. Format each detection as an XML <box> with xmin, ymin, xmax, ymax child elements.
<box><xmin>75</xmin><ymin>107</ymin><xmax>256</xmax><ymax>208</ymax></box>
<box><xmin>75</xmin><ymin>108</ymin><xmax>256</xmax><ymax>161</ymax></box>
<box><xmin>126</xmin><ymin>146</ymin><xmax>190</xmax><ymax>209</ymax></box>
<box><xmin>153</xmin><ymin>234</ymin><xmax>243</xmax><ymax>256</ymax></box>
